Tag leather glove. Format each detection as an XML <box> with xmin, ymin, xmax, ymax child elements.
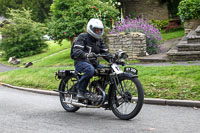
<box><xmin>85</xmin><ymin>52</ymin><xmax>97</xmax><ymax>59</ymax></box>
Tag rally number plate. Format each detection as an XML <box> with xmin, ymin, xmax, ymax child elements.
<box><xmin>124</xmin><ymin>67</ymin><xmax>138</xmax><ymax>75</ymax></box>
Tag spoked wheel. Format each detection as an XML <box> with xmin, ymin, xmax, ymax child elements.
<box><xmin>110</xmin><ymin>76</ymin><xmax>144</xmax><ymax>120</ymax></box>
<box><xmin>59</xmin><ymin>75</ymin><xmax>80</xmax><ymax>112</ymax></box>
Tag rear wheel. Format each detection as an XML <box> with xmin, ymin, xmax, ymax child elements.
<box><xmin>110</xmin><ymin>76</ymin><xmax>144</xmax><ymax>120</ymax></box>
<box><xmin>59</xmin><ymin>75</ymin><xmax>80</xmax><ymax>112</ymax></box>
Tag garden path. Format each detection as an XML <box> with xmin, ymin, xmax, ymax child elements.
<box><xmin>137</xmin><ymin>37</ymin><xmax>182</xmax><ymax>62</ymax></box>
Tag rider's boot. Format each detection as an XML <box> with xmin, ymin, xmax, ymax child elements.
<box><xmin>77</xmin><ymin>90</ymin><xmax>86</xmax><ymax>100</ymax></box>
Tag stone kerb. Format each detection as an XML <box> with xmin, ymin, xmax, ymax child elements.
<box><xmin>107</xmin><ymin>32</ymin><xmax>146</xmax><ymax>60</ymax></box>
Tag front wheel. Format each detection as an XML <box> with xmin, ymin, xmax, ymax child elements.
<box><xmin>110</xmin><ymin>76</ymin><xmax>144</xmax><ymax>120</ymax></box>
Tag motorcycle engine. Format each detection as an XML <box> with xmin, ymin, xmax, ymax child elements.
<box><xmin>88</xmin><ymin>81</ymin><xmax>104</xmax><ymax>106</ymax></box>
<box><xmin>88</xmin><ymin>93</ymin><xmax>102</xmax><ymax>106</ymax></box>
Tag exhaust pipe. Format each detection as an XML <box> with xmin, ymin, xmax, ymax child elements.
<box><xmin>63</xmin><ymin>101</ymin><xmax>101</xmax><ymax>108</ymax></box>
<box><xmin>71</xmin><ymin>102</ymin><xmax>87</xmax><ymax>107</ymax></box>
<box><xmin>63</xmin><ymin>101</ymin><xmax>87</xmax><ymax>107</ymax></box>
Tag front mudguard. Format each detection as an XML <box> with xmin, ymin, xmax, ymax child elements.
<box><xmin>118</xmin><ymin>72</ymin><xmax>138</xmax><ymax>79</ymax></box>
<box><xmin>108</xmin><ymin>72</ymin><xmax>138</xmax><ymax>92</ymax></box>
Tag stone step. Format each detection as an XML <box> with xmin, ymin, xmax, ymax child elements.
<box><xmin>177</xmin><ymin>42</ymin><xmax>200</xmax><ymax>51</ymax></box>
<box><xmin>167</xmin><ymin>49</ymin><xmax>200</xmax><ymax>61</ymax></box>
<box><xmin>137</xmin><ymin>53</ymin><xmax>169</xmax><ymax>62</ymax></box>
<box><xmin>195</xmin><ymin>26</ymin><xmax>200</xmax><ymax>36</ymax></box>
<box><xmin>187</xmin><ymin>30</ymin><xmax>200</xmax><ymax>44</ymax></box>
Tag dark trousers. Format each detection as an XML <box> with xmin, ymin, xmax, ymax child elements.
<box><xmin>75</xmin><ymin>62</ymin><xmax>103</xmax><ymax>92</ymax></box>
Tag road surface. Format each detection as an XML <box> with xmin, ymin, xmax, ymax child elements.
<box><xmin>0</xmin><ymin>85</ymin><xmax>199</xmax><ymax>133</ymax></box>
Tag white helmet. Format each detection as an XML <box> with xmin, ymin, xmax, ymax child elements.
<box><xmin>87</xmin><ymin>18</ymin><xmax>104</xmax><ymax>39</ymax></box>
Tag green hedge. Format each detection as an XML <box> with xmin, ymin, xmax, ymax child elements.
<box><xmin>178</xmin><ymin>0</ymin><xmax>200</xmax><ymax>22</ymax></box>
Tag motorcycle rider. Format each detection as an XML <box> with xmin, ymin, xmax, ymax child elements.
<box><xmin>71</xmin><ymin>18</ymin><xmax>112</xmax><ymax>99</ymax></box>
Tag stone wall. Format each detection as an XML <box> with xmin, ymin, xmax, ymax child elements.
<box><xmin>184</xmin><ymin>19</ymin><xmax>200</xmax><ymax>35</ymax></box>
<box><xmin>122</xmin><ymin>0</ymin><xmax>168</xmax><ymax>20</ymax></box>
<box><xmin>107</xmin><ymin>32</ymin><xmax>146</xmax><ymax>59</ymax></box>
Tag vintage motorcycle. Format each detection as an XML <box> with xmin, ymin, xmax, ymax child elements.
<box><xmin>54</xmin><ymin>50</ymin><xmax>144</xmax><ymax>120</ymax></box>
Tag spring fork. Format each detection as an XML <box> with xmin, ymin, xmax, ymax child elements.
<box><xmin>116</xmin><ymin>74</ymin><xmax>125</xmax><ymax>93</ymax></box>
<box><xmin>111</xmin><ymin>74</ymin><xmax>124</xmax><ymax>96</ymax></box>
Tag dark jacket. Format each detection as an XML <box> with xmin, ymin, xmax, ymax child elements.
<box><xmin>71</xmin><ymin>33</ymin><xmax>111</xmax><ymax>67</ymax></box>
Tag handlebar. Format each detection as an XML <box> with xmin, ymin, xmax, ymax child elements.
<box><xmin>94</xmin><ymin>54</ymin><xmax>111</xmax><ymax>57</ymax></box>
<box><xmin>87</xmin><ymin>54</ymin><xmax>112</xmax><ymax>59</ymax></box>
<box><xmin>87</xmin><ymin>54</ymin><xmax>125</xmax><ymax>66</ymax></box>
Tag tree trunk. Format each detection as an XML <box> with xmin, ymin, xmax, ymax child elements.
<box><xmin>70</xmin><ymin>37</ymin><xmax>75</xmax><ymax>45</ymax></box>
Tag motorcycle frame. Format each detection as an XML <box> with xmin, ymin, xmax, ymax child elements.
<box><xmin>55</xmin><ymin>66</ymin><xmax>138</xmax><ymax>109</ymax></box>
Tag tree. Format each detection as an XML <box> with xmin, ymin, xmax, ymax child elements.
<box><xmin>0</xmin><ymin>9</ymin><xmax>48</xmax><ymax>59</ymax></box>
<box><xmin>159</xmin><ymin>0</ymin><xmax>181</xmax><ymax>18</ymax></box>
<box><xmin>0</xmin><ymin>0</ymin><xmax>53</xmax><ymax>22</ymax></box>
<box><xmin>48</xmin><ymin>0</ymin><xmax>119</xmax><ymax>44</ymax></box>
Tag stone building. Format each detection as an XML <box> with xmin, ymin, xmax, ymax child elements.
<box><xmin>119</xmin><ymin>0</ymin><xmax>169</xmax><ymax>20</ymax></box>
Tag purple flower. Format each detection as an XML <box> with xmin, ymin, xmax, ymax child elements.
<box><xmin>110</xmin><ymin>16</ymin><xmax>162</xmax><ymax>55</ymax></box>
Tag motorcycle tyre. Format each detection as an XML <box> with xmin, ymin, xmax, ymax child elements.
<box><xmin>110</xmin><ymin>76</ymin><xmax>144</xmax><ymax>120</ymax></box>
<box><xmin>59</xmin><ymin>76</ymin><xmax>80</xmax><ymax>112</ymax></box>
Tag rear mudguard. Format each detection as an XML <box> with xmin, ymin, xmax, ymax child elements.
<box><xmin>56</xmin><ymin>70</ymin><xmax>81</xmax><ymax>91</ymax></box>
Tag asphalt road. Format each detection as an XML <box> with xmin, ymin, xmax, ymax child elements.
<box><xmin>0</xmin><ymin>85</ymin><xmax>199</xmax><ymax>133</ymax></box>
<box><xmin>0</xmin><ymin>63</ymin><xmax>19</xmax><ymax>72</ymax></box>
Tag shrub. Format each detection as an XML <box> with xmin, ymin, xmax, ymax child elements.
<box><xmin>48</xmin><ymin>0</ymin><xmax>119</xmax><ymax>44</ymax></box>
<box><xmin>150</xmin><ymin>19</ymin><xmax>169</xmax><ymax>30</ymax></box>
<box><xmin>178</xmin><ymin>0</ymin><xmax>200</xmax><ymax>22</ymax></box>
<box><xmin>0</xmin><ymin>9</ymin><xmax>48</xmax><ymax>59</ymax></box>
<box><xmin>110</xmin><ymin>17</ymin><xmax>162</xmax><ymax>55</ymax></box>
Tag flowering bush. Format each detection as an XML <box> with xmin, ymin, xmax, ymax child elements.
<box><xmin>110</xmin><ymin>17</ymin><xmax>162</xmax><ymax>54</ymax></box>
<box><xmin>150</xmin><ymin>19</ymin><xmax>169</xmax><ymax>30</ymax></box>
<box><xmin>48</xmin><ymin>0</ymin><xmax>119</xmax><ymax>44</ymax></box>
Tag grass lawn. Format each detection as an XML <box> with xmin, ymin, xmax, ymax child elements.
<box><xmin>0</xmin><ymin>39</ymin><xmax>139</xmax><ymax>67</ymax></box>
<box><xmin>0</xmin><ymin>40</ymin><xmax>71</xmax><ymax>66</ymax></box>
<box><xmin>0</xmin><ymin>28</ymin><xmax>184</xmax><ymax>67</ymax></box>
<box><xmin>0</xmin><ymin>65</ymin><xmax>199</xmax><ymax>101</ymax></box>
<box><xmin>1</xmin><ymin>28</ymin><xmax>199</xmax><ymax>101</ymax></box>
<box><xmin>161</xmin><ymin>27</ymin><xmax>185</xmax><ymax>41</ymax></box>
